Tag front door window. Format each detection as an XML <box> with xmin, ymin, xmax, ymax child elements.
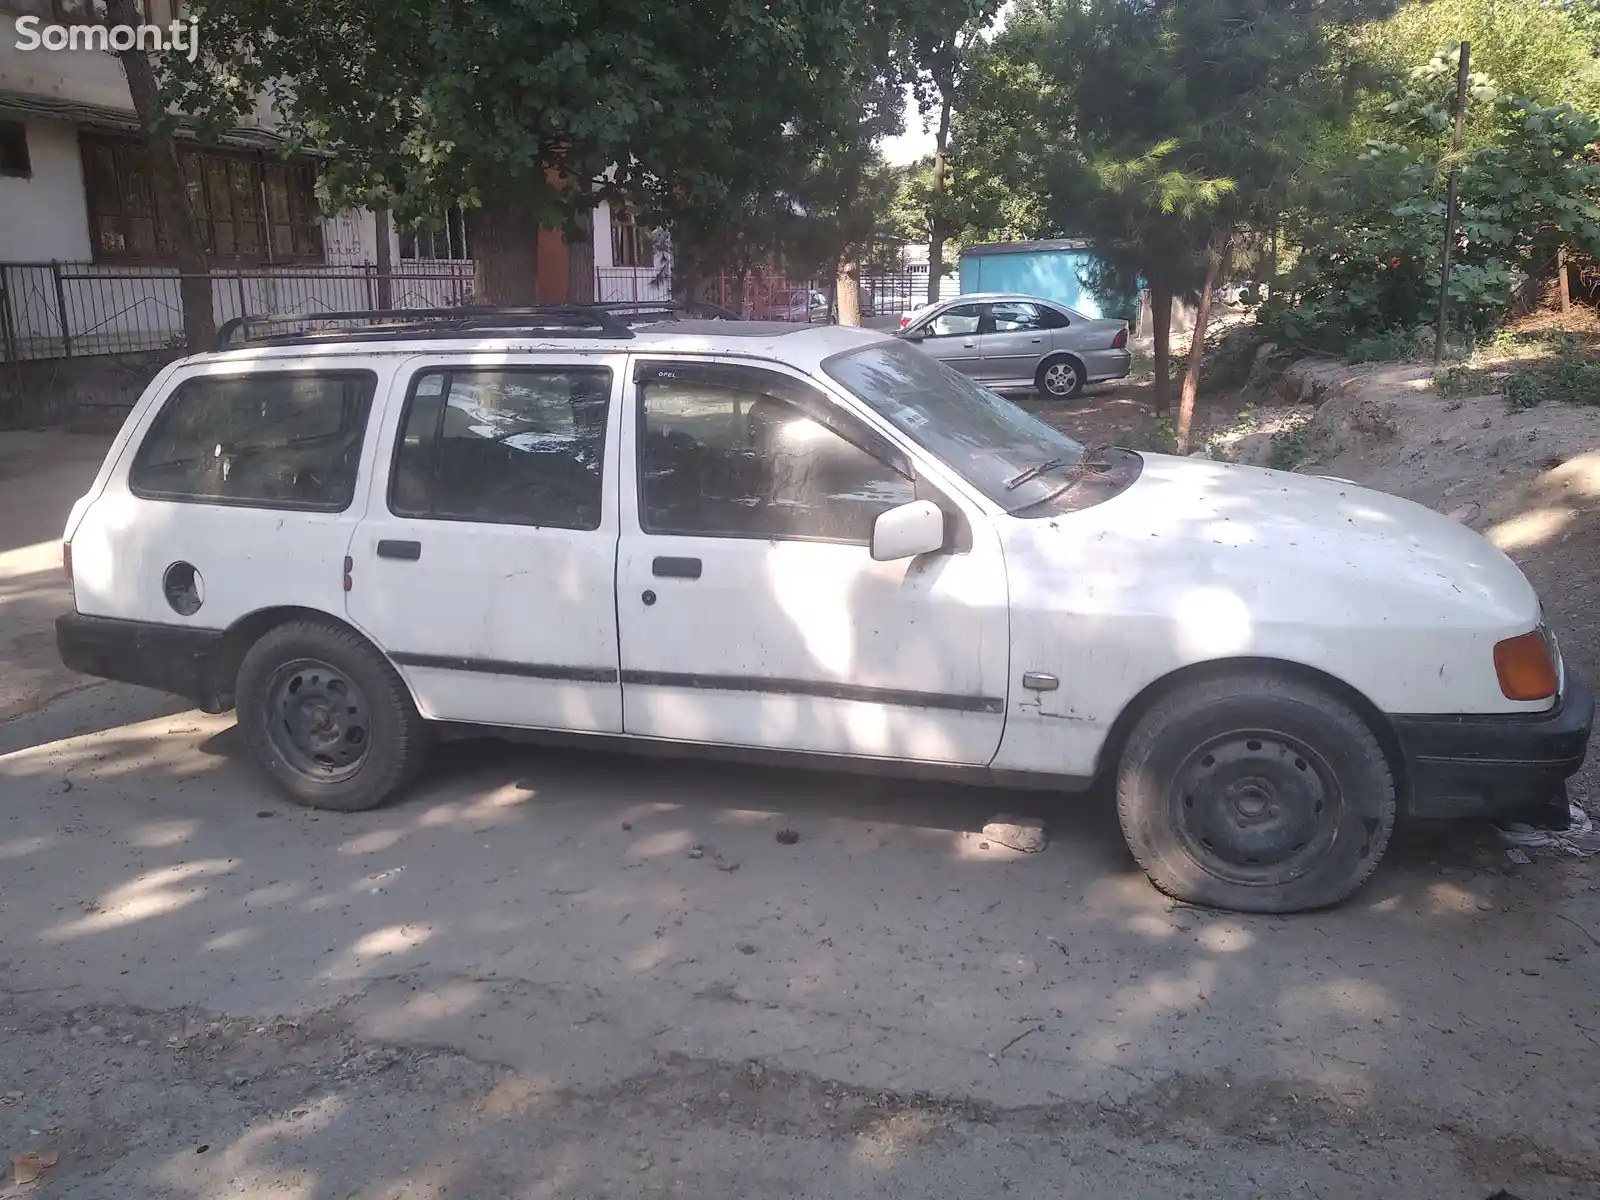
<box><xmin>639</xmin><ymin>376</ymin><xmax>915</xmax><ymax>544</ymax></box>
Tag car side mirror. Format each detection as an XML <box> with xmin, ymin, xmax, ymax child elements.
<box><xmin>899</xmin><ymin>328</ymin><xmax>925</xmax><ymax>342</ymax></box>
<box><xmin>871</xmin><ymin>500</ymin><xmax>946</xmax><ymax>562</ymax></box>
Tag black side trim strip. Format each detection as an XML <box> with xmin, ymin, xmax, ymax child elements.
<box><xmin>391</xmin><ymin>653</ymin><xmax>619</xmax><ymax>684</ymax></box>
<box><xmin>387</xmin><ymin>655</ymin><xmax>1004</xmax><ymax>712</ymax></box>
<box><xmin>619</xmin><ymin>669</ymin><xmax>1003</xmax><ymax>713</ymax></box>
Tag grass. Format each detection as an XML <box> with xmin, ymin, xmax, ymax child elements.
<box><xmin>1268</xmin><ymin>418</ymin><xmax>1314</xmax><ymax>469</ymax></box>
<box><xmin>1432</xmin><ymin>329</ymin><xmax>1600</xmax><ymax>411</ymax></box>
<box><xmin>1122</xmin><ymin>416</ymin><xmax>1177</xmax><ymax>454</ymax></box>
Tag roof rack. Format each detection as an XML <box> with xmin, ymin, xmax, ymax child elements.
<box><xmin>595</xmin><ymin>299</ymin><xmax>742</xmax><ymax>322</ymax></box>
<box><xmin>214</xmin><ymin>305</ymin><xmax>638</xmax><ymax>351</ymax></box>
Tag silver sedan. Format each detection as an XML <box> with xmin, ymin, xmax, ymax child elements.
<box><xmin>896</xmin><ymin>293</ymin><xmax>1131</xmax><ymax>399</ymax></box>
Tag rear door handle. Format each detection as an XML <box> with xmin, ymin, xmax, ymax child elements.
<box><xmin>652</xmin><ymin>556</ymin><xmax>702</xmax><ymax>580</ymax></box>
<box><xmin>376</xmin><ymin>539</ymin><xmax>422</xmax><ymax>561</ymax></box>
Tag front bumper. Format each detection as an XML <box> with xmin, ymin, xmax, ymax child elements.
<box><xmin>57</xmin><ymin>612</ymin><xmax>223</xmax><ymax>707</ymax></box>
<box><xmin>1391</xmin><ymin>677</ymin><xmax>1594</xmax><ymax>819</ymax></box>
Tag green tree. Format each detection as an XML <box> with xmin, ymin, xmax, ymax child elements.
<box><xmin>897</xmin><ymin>0</ymin><xmax>1007</xmax><ymax>301</ymax></box>
<box><xmin>960</xmin><ymin>0</ymin><xmax>1393</xmax><ymax>440</ymax></box>
<box><xmin>1363</xmin><ymin>0</ymin><xmax>1600</xmax><ymax>118</ymax></box>
<box><xmin>167</xmin><ymin>0</ymin><xmax>917</xmax><ymax>304</ymax></box>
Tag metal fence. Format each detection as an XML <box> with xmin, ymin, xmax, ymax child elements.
<box><xmin>693</xmin><ymin>274</ymin><xmax>831</xmax><ymax>321</ymax></box>
<box><xmin>0</xmin><ymin>260</ymin><xmax>475</xmax><ymax>361</ymax></box>
<box><xmin>594</xmin><ymin>265</ymin><xmax>674</xmax><ymax>305</ymax></box>
<box><xmin>861</xmin><ymin>272</ymin><xmax>932</xmax><ymax>318</ymax></box>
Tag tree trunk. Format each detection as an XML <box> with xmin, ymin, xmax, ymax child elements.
<box><xmin>566</xmin><ymin>210</ymin><xmax>595</xmax><ymax>303</ymax></box>
<box><xmin>1175</xmin><ymin>233</ymin><xmax>1229</xmax><ymax>455</ymax></box>
<box><xmin>927</xmin><ymin>95</ymin><xmax>952</xmax><ymax>306</ymax></box>
<box><xmin>107</xmin><ymin>0</ymin><xmax>214</xmax><ymax>350</ymax></box>
<box><xmin>1558</xmin><ymin>244</ymin><xmax>1572</xmax><ymax>313</ymax></box>
<box><xmin>1149</xmin><ymin>276</ymin><xmax>1174</xmax><ymax>418</ymax></box>
<box><xmin>837</xmin><ymin>256</ymin><xmax>861</xmax><ymax>326</ymax></box>
<box><xmin>373</xmin><ymin>209</ymin><xmax>393</xmax><ymax>310</ymax></box>
<box><xmin>467</xmin><ymin>193</ymin><xmax>541</xmax><ymax>305</ymax></box>
<box><xmin>1268</xmin><ymin>221</ymin><xmax>1279</xmax><ymax>299</ymax></box>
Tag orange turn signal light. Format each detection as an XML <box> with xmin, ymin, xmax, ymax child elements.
<box><xmin>1493</xmin><ymin>630</ymin><xmax>1558</xmax><ymax>701</ymax></box>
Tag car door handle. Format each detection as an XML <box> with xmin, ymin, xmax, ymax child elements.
<box><xmin>961</xmin><ymin>341</ymin><xmax>977</xmax><ymax>348</ymax></box>
<box><xmin>1030</xmin><ymin>337</ymin><xmax>1044</xmax><ymax>344</ymax></box>
<box><xmin>376</xmin><ymin>539</ymin><xmax>422</xmax><ymax>561</ymax></box>
<box><xmin>652</xmin><ymin>556</ymin><xmax>702</xmax><ymax>580</ymax></box>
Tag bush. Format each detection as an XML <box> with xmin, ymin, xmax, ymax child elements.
<box><xmin>1269</xmin><ymin>420</ymin><xmax>1313</xmax><ymax>470</ymax></box>
<box><xmin>1264</xmin><ymin>62</ymin><xmax>1600</xmax><ymax>358</ymax></box>
<box><xmin>1346</xmin><ymin>328</ymin><xmax>1432</xmax><ymax>363</ymax></box>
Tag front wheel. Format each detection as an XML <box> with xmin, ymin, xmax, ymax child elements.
<box><xmin>1116</xmin><ymin>674</ymin><xmax>1396</xmax><ymax>913</ymax></box>
<box><xmin>236</xmin><ymin>619</ymin><xmax>429</xmax><ymax>811</ymax></box>
<box><xmin>1037</xmin><ymin>356</ymin><xmax>1086</xmax><ymax>399</ymax></box>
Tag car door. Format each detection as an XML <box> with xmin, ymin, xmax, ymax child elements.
<box><xmin>910</xmin><ymin>302</ymin><xmax>985</xmax><ymax>377</ymax></box>
<box><xmin>347</xmin><ymin>354</ymin><xmax>625</xmax><ymax>732</ymax></box>
<box><xmin>980</xmin><ymin>300</ymin><xmax>1069</xmax><ymax>387</ymax></box>
<box><xmin>615</xmin><ymin>357</ymin><xmax>1010</xmax><ymax>765</ymax></box>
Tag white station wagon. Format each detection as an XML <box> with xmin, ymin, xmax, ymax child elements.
<box><xmin>57</xmin><ymin>306</ymin><xmax>1591</xmax><ymax>913</ymax></box>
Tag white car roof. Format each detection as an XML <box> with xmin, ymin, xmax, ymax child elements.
<box><xmin>928</xmin><ymin>292</ymin><xmax>1067</xmax><ymax>305</ymax></box>
<box><xmin>185</xmin><ymin>320</ymin><xmax>894</xmax><ymax>375</ymax></box>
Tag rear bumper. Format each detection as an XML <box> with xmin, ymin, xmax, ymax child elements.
<box><xmin>1392</xmin><ymin>678</ymin><xmax>1594</xmax><ymax>819</ymax></box>
<box><xmin>56</xmin><ymin>612</ymin><xmax>222</xmax><ymax>706</ymax></box>
<box><xmin>1083</xmin><ymin>349</ymin><xmax>1132</xmax><ymax>383</ymax></box>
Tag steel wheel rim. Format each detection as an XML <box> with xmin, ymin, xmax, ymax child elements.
<box><xmin>263</xmin><ymin>657</ymin><xmax>371</xmax><ymax>783</ymax></box>
<box><xmin>1044</xmin><ymin>362</ymin><xmax>1077</xmax><ymax>395</ymax></box>
<box><xmin>1169</xmin><ymin>731</ymin><xmax>1342</xmax><ymax>887</ymax></box>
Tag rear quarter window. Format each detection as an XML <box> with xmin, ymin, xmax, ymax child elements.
<box><xmin>129</xmin><ymin>371</ymin><xmax>376</xmax><ymax>511</ymax></box>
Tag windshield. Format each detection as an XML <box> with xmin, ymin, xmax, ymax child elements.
<box><xmin>823</xmin><ymin>339</ymin><xmax>1087</xmax><ymax>510</ymax></box>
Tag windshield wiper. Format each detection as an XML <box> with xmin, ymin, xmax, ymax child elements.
<box><xmin>1004</xmin><ymin>456</ymin><xmax>1074</xmax><ymax>490</ymax></box>
<box><xmin>1007</xmin><ymin>446</ymin><xmax>1117</xmax><ymax>509</ymax></box>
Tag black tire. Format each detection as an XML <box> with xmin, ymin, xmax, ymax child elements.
<box><xmin>235</xmin><ymin>618</ymin><xmax>428</xmax><ymax>811</ymax></box>
<box><xmin>1036</xmin><ymin>355</ymin><xmax>1086</xmax><ymax>399</ymax></box>
<box><xmin>1116</xmin><ymin>674</ymin><xmax>1396</xmax><ymax>913</ymax></box>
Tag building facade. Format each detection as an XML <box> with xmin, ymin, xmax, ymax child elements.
<box><xmin>1</xmin><ymin>0</ymin><xmax>667</xmax><ymax>364</ymax></box>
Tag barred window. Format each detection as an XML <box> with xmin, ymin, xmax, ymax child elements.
<box><xmin>81</xmin><ymin>134</ymin><xmax>323</xmax><ymax>264</ymax></box>
<box><xmin>399</xmin><ymin>207</ymin><xmax>469</xmax><ymax>260</ymax></box>
<box><xmin>610</xmin><ymin>207</ymin><xmax>653</xmax><ymax>269</ymax></box>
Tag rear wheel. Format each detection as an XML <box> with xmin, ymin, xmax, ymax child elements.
<box><xmin>236</xmin><ymin>619</ymin><xmax>428</xmax><ymax>811</ymax></box>
<box><xmin>1116</xmin><ymin>674</ymin><xmax>1396</xmax><ymax>912</ymax></box>
<box><xmin>1037</xmin><ymin>356</ymin><xmax>1086</xmax><ymax>399</ymax></box>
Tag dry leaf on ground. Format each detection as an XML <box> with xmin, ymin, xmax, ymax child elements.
<box><xmin>11</xmin><ymin>1149</ymin><xmax>59</xmax><ymax>1188</ymax></box>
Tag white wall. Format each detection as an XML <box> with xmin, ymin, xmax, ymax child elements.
<box><xmin>322</xmin><ymin>207</ymin><xmax>383</xmax><ymax>265</ymax></box>
<box><xmin>0</xmin><ymin>29</ymin><xmax>282</xmax><ymax>132</ymax></box>
<box><xmin>591</xmin><ymin>200</ymin><xmax>672</xmax><ymax>302</ymax></box>
<box><xmin>592</xmin><ymin>201</ymin><xmax>615</xmax><ymax>270</ymax></box>
<box><xmin>0</xmin><ymin>38</ymin><xmax>132</xmax><ymax>112</ymax></box>
<box><xmin>0</xmin><ymin>118</ymin><xmax>91</xmax><ymax>262</ymax></box>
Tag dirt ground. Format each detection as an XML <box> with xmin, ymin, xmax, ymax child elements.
<box><xmin>2</xmin><ymin>400</ymin><xmax>1599</xmax><ymax>1198</ymax></box>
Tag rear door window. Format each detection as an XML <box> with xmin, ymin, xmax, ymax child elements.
<box><xmin>129</xmin><ymin>370</ymin><xmax>376</xmax><ymax>510</ymax></box>
<box><xmin>390</xmin><ymin>367</ymin><xmax>612</xmax><ymax>529</ymax></box>
<box><xmin>989</xmin><ymin>302</ymin><xmax>1068</xmax><ymax>332</ymax></box>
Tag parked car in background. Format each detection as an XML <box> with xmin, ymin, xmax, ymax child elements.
<box><xmin>897</xmin><ymin>293</ymin><xmax>1129</xmax><ymax>399</ymax></box>
<box><xmin>752</xmin><ymin>288</ymin><xmax>830</xmax><ymax>323</ymax></box>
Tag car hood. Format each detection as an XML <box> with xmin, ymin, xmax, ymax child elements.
<box><xmin>998</xmin><ymin>452</ymin><xmax>1548</xmax><ymax>719</ymax></box>
<box><xmin>1007</xmin><ymin>451</ymin><xmax>1539</xmax><ymax>629</ymax></box>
